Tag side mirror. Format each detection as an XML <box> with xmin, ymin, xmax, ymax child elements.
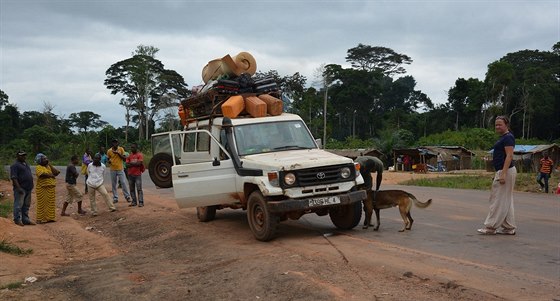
<box><xmin>315</xmin><ymin>138</ymin><xmax>322</xmax><ymax>148</ymax></box>
<box><xmin>212</xmin><ymin>157</ymin><xmax>220</xmax><ymax>166</ymax></box>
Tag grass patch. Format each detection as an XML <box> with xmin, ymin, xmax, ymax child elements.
<box><xmin>402</xmin><ymin>175</ymin><xmax>493</xmax><ymax>190</ymax></box>
<box><xmin>402</xmin><ymin>172</ymin><xmax>554</xmax><ymax>192</ymax></box>
<box><xmin>0</xmin><ymin>281</ymin><xmax>24</xmax><ymax>290</ymax></box>
<box><xmin>0</xmin><ymin>195</ymin><xmax>11</xmax><ymax>218</ymax></box>
<box><xmin>0</xmin><ymin>239</ymin><xmax>33</xmax><ymax>256</ymax></box>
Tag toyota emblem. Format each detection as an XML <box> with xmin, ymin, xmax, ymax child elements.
<box><xmin>316</xmin><ymin>172</ymin><xmax>326</xmax><ymax>179</ymax></box>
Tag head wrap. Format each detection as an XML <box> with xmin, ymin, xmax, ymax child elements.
<box><xmin>35</xmin><ymin>153</ymin><xmax>46</xmax><ymax>164</ymax></box>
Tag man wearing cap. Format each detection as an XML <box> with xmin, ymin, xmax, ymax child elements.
<box><xmin>106</xmin><ymin>139</ymin><xmax>131</xmax><ymax>203</ymax></box>
<box><xmin>10</xmin><ymin>151</ymin><xmax>35</xmax><ymax>226</ymax></box>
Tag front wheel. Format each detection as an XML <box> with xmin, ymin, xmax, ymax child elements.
<box><xmin>329</xmin><ymin>201</ymin><xmax>362</xmax><ymax>230</ymax></box>
<box><xmin>247</xmin><ymin>191</ymin><xmax>279</xmax><ymax>242</ymax></box>
<box><xmin>197</xmin><ymin>206</ymin><xmax>217</xmax><ymax>222</ymax></box>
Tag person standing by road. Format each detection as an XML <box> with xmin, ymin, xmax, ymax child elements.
<box><xmin>35</xmin><ymin>153</ymin><xmax>60</xmax><ymax>223</ymax></box>
<box><xmin>96</xmin><ymin>146</ymin><xmax>108</xmax><ymax>165</ymax></box>
<box><xmin>126</xmin><ymin>143</ymin><xmax>145</xmax><ymax>207</ymax></box>
<box><xmin>478</xmin><ymin>116</ymin><xmax>517</xmax><ymax>235</ymax></box>
<box><xmin>87</xmin><ymin>154</ymin><xmax>116</xmax><ymax>216</ymax></box>
<box><xmin>536</xmin><ymin>152</ymin><xmax>554</xmax><ymax>193</ymax></box>
<box><xmin>82</xmin><ymin>149</ymin><xmax>93</xmax><ymax>194</ymax></box>
<box><xmin>437</xmin><ymin>152</ymin><xmax>444</xmax><ymax>172</ymax></box>
<box><xmin>61</xmin><ymin>155</ymin><xmax>87</xmax><ymax>216</ymax></box>
<box><xmin>107</xmin><ymin>139</ymin><xmax>131</xmax><ymax>204</ymax></box>
<box><xmin>355</xmin><ymin>156</ymin><xmax>384</xmax><ymax>191</ymax></box>
<box><xmin>10</xmin><ymin>151</ymin><xmax>35</xmax><ymax>226</ymax></box>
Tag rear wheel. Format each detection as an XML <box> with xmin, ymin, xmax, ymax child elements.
<box><xmin>329</xmin><ymin>201</ymin><xmax>362</xmax><ymax>230</ymax></box>
<box><xmin>197</xmin><ymin>206</ymin><xmax>217</xmax><ymax>222</ymax></box>
<box><xmin>247</xmin><ymin>191</ymin><xmax>279</xmax><ymax>241</ymax></box>
<box><xmin>148</xmin><ymin>153</ymin><xmax>174</xmax><ymax>188</ymax></box>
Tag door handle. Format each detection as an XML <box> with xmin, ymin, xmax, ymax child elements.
<box><xmin>177</xmin><ymin>172</ymin><xmax>189</xmax><ymax>178</ymax></box>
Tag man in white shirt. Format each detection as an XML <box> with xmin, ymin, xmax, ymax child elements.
<box><xmin>86</xmin><ymin>154</ymin><xmax>117</xmax><ymax>216</ymax></box>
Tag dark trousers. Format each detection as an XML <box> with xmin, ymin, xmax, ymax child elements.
<box><xmin>128</xmin><ymin>175</ymin><xmax>143</xmax><ymax>205</ymax></box>
<box><xmin>537</xmin><ymin>172</ymin><xmax>550</xmax><ymax>193</ymax></box>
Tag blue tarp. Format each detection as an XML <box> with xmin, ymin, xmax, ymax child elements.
<box><xmin>514</xmin><ymin>145</ymin><xmax>538</xmax><ymax>152</ymax></box>
<box><xmin>489</xmin><ymin>145</ymin><xmax>542</xmax><ymax>154</ymax></box>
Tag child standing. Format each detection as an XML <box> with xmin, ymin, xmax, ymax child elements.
<box><xmin>61</xmin><ymin>155</ymin><xmax>86</xmax><ymax>216</ymax></box>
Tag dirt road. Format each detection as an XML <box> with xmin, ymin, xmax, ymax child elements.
<box><xmin>0</xmin><ymin>172</ymin><xmax>556</xmax><ymax>300</ymax></box>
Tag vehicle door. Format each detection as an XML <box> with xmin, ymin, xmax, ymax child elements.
<box><xmin>170</xmin><ymin>129</ymin><xmax>237</xmax><ymax>208</ymax></box>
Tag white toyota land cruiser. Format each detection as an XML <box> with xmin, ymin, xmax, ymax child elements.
<box><xmin>149</xmin><ymin>112</ymin><xmax>366</xmax><ymax>241</ymax></box>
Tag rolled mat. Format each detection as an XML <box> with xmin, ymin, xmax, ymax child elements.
<box><xmin>201</xmin><ymin>52</ymin><xmax>257</xmax><ymax>83</ymax></box>
<box><xmin>244</xmin><ymin>96</ymin><xmax>267</xmax><ymax>118</ymax></box>
<box><xmin>221</xmin><ymin>95</ymin><xmax>245</xmax><ymax>118</ymax></box>
<box><xmin>232</xmin><ymin>52</ymin><xmax>257</xmax><ymax>76</ymax></box>
<box><xmin>258</xmin><ymin>94</ymin><xmax>283</xmax><ymax>116</ymax></box>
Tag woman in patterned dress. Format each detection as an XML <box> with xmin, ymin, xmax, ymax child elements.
<box><xmin>35</xmin><ymin>153</ymin><xmax>60</xmax><ymax>223</ymax></box>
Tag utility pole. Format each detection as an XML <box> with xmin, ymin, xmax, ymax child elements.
<box><xmin>352</xmin><ymin>110</ymin><xmax>357</xmax><ymax>138</ymax></box>
<box><xmin>145</xmin><ymin>89</ymin><xmax>149</xmax><ymax>141</ymax></box>
<box><xmin>323</xmin><ymin>85</ymin><xmax>328</xmax><ymax>149</ymax></box>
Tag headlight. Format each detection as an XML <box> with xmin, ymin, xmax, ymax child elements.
<box><xmin>340</xmin><ymin>167</ymin><xmax>351</xmax><ymax>179</ymax></box>
<box><xmin>284</xmin><ymin>173</ymin><xmax>296</xmax><ymax>186</ymax></box>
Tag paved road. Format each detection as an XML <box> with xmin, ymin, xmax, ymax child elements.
<box><xmin>148</xmin><ymin>180</ymin><xmax>559</xmax><ymax>299</ymax></box>
<box><xmin>294</xmin><ymin>184</ymin><xmax>560</xmax><ymax>299</ymax></box>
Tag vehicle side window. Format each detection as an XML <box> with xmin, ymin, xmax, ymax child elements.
<box><xmin>197</xmin><ymin>130</ymin><xmax>210</xmax><ymax>152</ymax></box>
<box><xmin>184</xmin><ymin>132</ymin><xmax>196</xmax><ymax>152</ymax></box>
<box><xmin>219</xmin><ymin>129</ymin><xmax>230</xmax><ymax>160</ymax></box>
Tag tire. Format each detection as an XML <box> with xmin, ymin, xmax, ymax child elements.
<box><xmin>329</xmin><ymin>201</ymin><xmax>362</xmax><ymax>230</ymax></box>
<box><xmin>247</xmin><ymin>191</ymin><xmax>279</xmax><ymax>242</ymax></box>
<box><xmin>148</xmin><ymin>153</ymin><xmax>174</xmax><ymax>188</ymax></box>
<box><xmin>197</xmin><ymin>206</ymin><xmax>217</xmax><ymax>222</ymax></box>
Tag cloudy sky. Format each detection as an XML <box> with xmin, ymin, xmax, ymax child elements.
<box><xmin>1</xmin><ymin>0</ymin><xmax>558</xmax><ymax>128</ymax></box>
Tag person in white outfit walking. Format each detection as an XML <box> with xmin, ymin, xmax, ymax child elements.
<box><xmin>87</xmin><ymin>154</ymin><xmax>116</xmax><ymax>216</ymax></box>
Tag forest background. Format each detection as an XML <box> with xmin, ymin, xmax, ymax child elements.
<box><xmin>0</xmin><ymin>42</ymin><xmax>558</xmax><ymax>168</ymax></box>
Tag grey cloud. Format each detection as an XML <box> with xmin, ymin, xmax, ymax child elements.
<box><xmin>1</xmin><ymin>0</ymin><xmax>557</xmax><ymax>127</ymax></box>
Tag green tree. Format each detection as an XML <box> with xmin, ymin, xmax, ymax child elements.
<box><xmin>68</xmin><ymin>111</ymin><xmax>107</xmax><ymax>133</ymax></box>
<box><xmin>68</xmin><ymin>111</ymin><xmax>107</xmax><ymax>149</ymax></box>
<box><xmin>448</xmin><ymin>78</ymin><xmax>486</xmax><ymax>130</ymax></box>
<box><xmin>0</xmin><ymin>89</ymin><xmax>8</xmax><ymax>109</ymax></box>
<box><xmin>104</xmin><ymin>45</ymin><xmax>190</xmax><ymax>140</ymax></box>
<box><xmin>346</xmin><ymin>44</ymin><xmax>412</xmax><ymax>76</ymax></box>
<box><xmin>484</xmin><ymin>44</ymin><xmax>560</xmax><ymax>140</ymax></box>
<box><xmin>23</xmin><ymin>125</ymin><xmax>56</xmax><ymax>154</ymax></box>
<box><xmin>0</xmin><ymin>90</ymin><xmax>21</xmax><ymax>146</ymax></box>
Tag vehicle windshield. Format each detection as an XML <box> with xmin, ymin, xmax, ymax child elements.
<box><xmin>234</xmin><ymin>120</ymin><xmax>317</xmax><ymax>156</ymax></box>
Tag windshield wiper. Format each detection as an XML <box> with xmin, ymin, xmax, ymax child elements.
<box><xmin>273</xmin><ymin>145</ymin><xmax>310</xmax><ymax>150</ymax></box>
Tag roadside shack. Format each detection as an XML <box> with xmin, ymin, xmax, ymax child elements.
<box><xmin>392</xmin><ymin>148</ymin><xmax>437</xmax><ymax>172</ymax></box>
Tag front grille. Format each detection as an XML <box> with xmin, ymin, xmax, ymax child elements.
<box><xmin>280</xmin><ymin>164</ymin><xmax>355</xmax><ymax>188</ymax></box>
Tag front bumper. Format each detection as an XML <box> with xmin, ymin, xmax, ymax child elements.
<box><xmin>266</xmin><ymin>190</ymin><xmax>366</xmax><ymax>213</ymax></box>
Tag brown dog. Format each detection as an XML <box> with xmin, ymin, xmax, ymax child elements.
<box><xmin>362</xmin><ymin>190</ymin><xmax>432</xmax><ymax>232</ymax></box>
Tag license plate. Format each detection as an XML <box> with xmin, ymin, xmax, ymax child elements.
<box><xmin>308</xmin><ymin>196</ymin><xmax>341</xmax><ymax>207</ymax></box>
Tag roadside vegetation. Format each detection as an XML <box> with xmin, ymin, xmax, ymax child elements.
<box><xmin>401</xmin><ymin>172</ymin><xmax>552</xmax><ymax>192</ymax></box>
<box><xmin>0</xmin><ymin>175</ymin><xmax>11</xmax><ymax>218</ymax></box>
<box><xmin>0</xmin><ymin>281</ymin><xmax>24</xmax><ymax>290</ymax></box>
<box><xmin>0</xmin><ymin>198</ymin><xmax>11</xmax><ymax>218</ymax></box>
<box><xmin>0</xmin><ymin>239</ymin><xmax>33</xmax><ymax>256</ymax></box>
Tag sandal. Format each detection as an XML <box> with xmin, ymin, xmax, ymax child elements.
<box><xmin>496</xmin><ymin>228</ymin><xmax>516</xmax><ymax>235</ymax></box>
<box><xmin>477</xmin><ymin>228</ymin><xmax>496</xmax><ymax>235</ymax></box>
